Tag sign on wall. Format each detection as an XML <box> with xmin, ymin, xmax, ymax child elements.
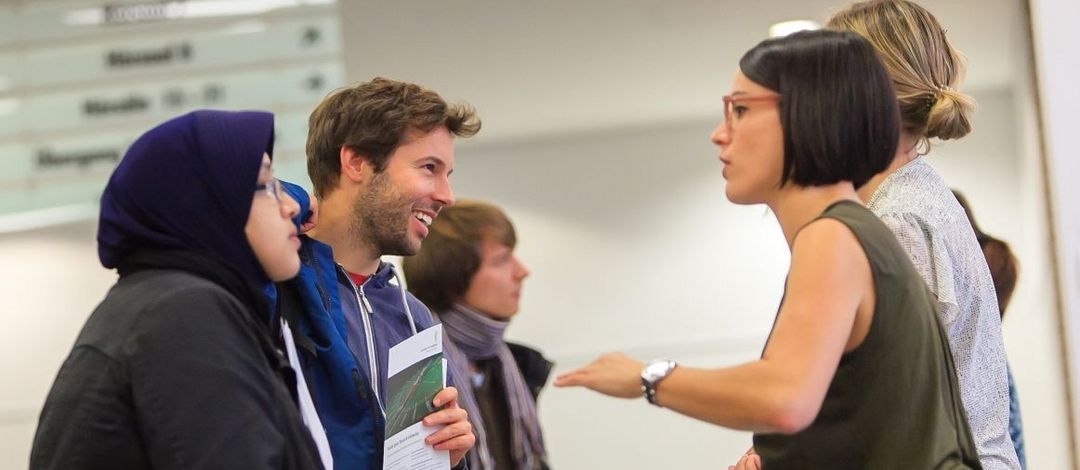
<box><xmin>0</xmin><ymin>0</ymin><xmax>343</xmax><ymax>220</ymax></box>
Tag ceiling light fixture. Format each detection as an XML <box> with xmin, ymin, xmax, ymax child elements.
<box><xmin>768</xmin><ymin>20</ymin><xmax>821</xmax><ymax>38</ymax></box>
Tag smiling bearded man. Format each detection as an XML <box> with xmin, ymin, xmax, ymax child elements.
<box><xmin>276</xmin><ymin>77</ymin><xmax>481</xmax><ymax>470</ymax></box>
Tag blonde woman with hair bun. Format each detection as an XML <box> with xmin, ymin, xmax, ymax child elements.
<box><xmin>829</xmin><ymin>1</ymin><xmax>1021</xmax><ymax>469</ymax></box>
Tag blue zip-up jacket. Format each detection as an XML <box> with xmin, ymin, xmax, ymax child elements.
<box><xmin>278</xmin><ymin>182</ymin><xmax>447</xmax><ymax>470</ymax></box>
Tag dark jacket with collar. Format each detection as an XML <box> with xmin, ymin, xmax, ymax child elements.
<box><xmin>33</xmin><ymin>256</ymin><xmax>323</xmax><ymax>470</ymax></box>
<box><xmin>507</xmin><ymin>343</ymin><xmax>555</xmax><ymax>402</ymax></box>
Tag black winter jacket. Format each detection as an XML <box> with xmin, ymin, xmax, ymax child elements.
<box><xmin>31</xmin><ymin>266</ymin><xmax>322</xmax><ymax>470</ymax></box>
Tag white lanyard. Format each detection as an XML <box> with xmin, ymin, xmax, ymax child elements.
<box><xmin>281</xmin><ymin>318</ymin><xmax>334</xmax><ymax>470</ymax></box>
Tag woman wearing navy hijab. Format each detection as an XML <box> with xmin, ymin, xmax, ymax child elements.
<box><xmin>30</xmin><ymin>110</ymin><xmax>323</xmax><ymax>469</ymax></box>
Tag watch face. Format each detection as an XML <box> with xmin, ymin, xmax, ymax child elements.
<box><xmin>644</xmin><ymin>361</ymin><xmax>672</xmax><ymax>382</ymax></box>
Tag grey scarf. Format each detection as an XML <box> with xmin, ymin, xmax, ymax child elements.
<box><xmin>439</xmin><ymin>304</ymin><xmax>546</xmax><ymax>470</ymax></box>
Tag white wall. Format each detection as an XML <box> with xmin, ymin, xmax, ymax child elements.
<box><xmin>1029</xmin><ymin>0</ymin><xmax>1080</xmax><ymax>461</ymax></box>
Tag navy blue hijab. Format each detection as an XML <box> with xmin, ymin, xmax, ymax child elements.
<box><xmin>98</xmin><ymin>110</ymin><xmax>275</xmax><ymax>286</ymax></box>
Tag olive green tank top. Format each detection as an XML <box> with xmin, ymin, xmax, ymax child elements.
<box><xmin>753</xmin><ymin>201</ymin><xmax>981</xmax><ymax>469</ymax></box>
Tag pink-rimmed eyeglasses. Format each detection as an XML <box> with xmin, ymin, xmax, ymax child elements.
<box><xmin>722</xmin><ymin>93</ymin><xmax>781</xmax><ymax>131</ymax></box>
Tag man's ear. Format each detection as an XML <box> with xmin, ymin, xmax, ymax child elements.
<box><xmin>340</xmin><ymin>146</ymin><xmax>370</xmax><ymax>183</ymax></box>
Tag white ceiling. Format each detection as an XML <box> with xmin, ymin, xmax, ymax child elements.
<box><xmin>339</xmin><ymin>0</ymin><xmax>1028</xmax><ymax>144</ymax></box>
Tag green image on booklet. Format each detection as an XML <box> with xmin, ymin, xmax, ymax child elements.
<box><xmin>384</xmin><ymin>352</ymin><xmax>445</xmax><ymax>438</ymax></box>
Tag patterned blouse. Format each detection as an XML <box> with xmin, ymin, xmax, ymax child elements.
<box><xmin>867</xmin><ymin>158</ymin><xmax>1020</xmax><ymax>470</ymax></box>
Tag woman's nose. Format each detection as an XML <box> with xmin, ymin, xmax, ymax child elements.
<box><xmin>710</xmin><ymin>121</ymin><xmax>730</xmax><ymax>147</ymax></box>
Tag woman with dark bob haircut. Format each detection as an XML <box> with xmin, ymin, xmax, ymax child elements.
<box><xmin>556</xmin><ymin>30</ymin><xmax>981</xmax><ymax>468</ymax></box>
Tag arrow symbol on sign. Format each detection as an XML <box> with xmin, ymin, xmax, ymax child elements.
<box><xmin>301</xmin><ymin>27</ymin><xmax>321</xmax><ymax>47</ymax></box>
<box><xmin>305</xmin><ymin>74</ymin><xmax>325</xmax><ymax>91</ymax></box>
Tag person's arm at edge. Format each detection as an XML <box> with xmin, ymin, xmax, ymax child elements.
<box><xmin>555</xmin><ymin>219</ymin><xmax>869</xmax><ymax>434</ymax></box>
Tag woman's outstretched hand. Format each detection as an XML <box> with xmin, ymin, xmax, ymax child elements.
<box><xmin>553</xmin><ymin>352</ymin><xmax>644</xmax><ymax>398</ymax></box>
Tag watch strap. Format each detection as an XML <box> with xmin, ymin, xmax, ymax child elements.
<box><xmin>641</xmin><ymin>359</ymin><xmax>676</xmax><ymax>406</ymax></box>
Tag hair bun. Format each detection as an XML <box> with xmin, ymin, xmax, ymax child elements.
<box><xmin>925</xmin><ymin>87</ymin><xmax>975</xmax><ymax>140</ymax></box>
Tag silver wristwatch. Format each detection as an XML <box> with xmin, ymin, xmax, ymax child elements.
<box><xmin>641</xmin><ymin>359</ymin><xmax>677</xmax><ymax>406</ymax></box>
